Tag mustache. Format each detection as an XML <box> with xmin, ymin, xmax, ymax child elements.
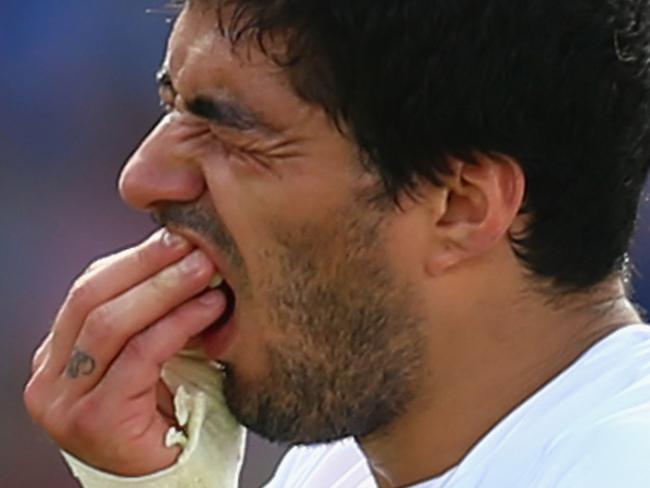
<box><xmin>152</xmin><ymin>204</ymin><xmax>243</xmax><ymax>266</ymax></box>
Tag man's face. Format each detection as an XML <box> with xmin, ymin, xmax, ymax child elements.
<box><xmin>119</xmin><ymin>4</ymin><xmax>426</xmax><ymax>444</ymax></box>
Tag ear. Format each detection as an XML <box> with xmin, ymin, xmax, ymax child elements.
<box><xmin>424</xmin><ymin>154</ymin><xmax>525</xmax><ymax>276</ymax></box>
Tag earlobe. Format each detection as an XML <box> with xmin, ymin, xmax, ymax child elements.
<box><xmin>425</xmin><ymin>240</ymin><xmax>468</xmax><ymax>277</ymax></box>
<box><xmin>424</xmin><ymin>155</ymin><xmax>525</xmax><ymax>276</ymax></box>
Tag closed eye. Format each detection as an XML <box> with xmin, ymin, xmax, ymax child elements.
<box><xmin>156</xmin><ymin>68</ymin><xmax>178</xmax><ymax>113</ymax></box>
<box><xmin>160</xmin><ymin>99</ymin><xmax>175</xmax><ymax>114</ymax></box>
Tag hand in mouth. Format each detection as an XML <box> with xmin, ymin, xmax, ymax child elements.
<box><xmin>169</xmin><ymin>228</ymin><xmax>240</xmax><ymax>360</ymax></box>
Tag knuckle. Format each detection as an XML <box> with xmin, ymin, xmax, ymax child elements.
<box><xmin>31</xmin><ymin>340</ymin><xmax>49</xmax><ymax>374</ymax></box>
<box><xmin>134</xmin><ymin>244</ymin><xmax>154</xmax><ymax>269</ymax></box>
<box><xmin>31</xmin><ymin>354</ymin><xmax>43</xmax><ymax>375</ymax></box>
<box><xmin>83</xmin><ymin>306</ymin><xmax>116</xmax><ymax>343</ymax></box>
<box><xmin>23</xmin><ymin>379</ymin><xmax>44</xmax><ymax>422</ymax></box>
<box><xmin>23</xmin><ymin>378</ymin><xmax>63</xmax><ymax>434</ymax></box>
<box><xmin>84</xmin><ymin>256</ymin><xmax>109</xmax><ymax>275</ymax></box>
<box><xmin>66</xmin><ymin>278</ymin><xmax>96</xmax><ymax>312</ymax></box>
<box><xmin>150</xmin><ymin>271</ymin><xmax>174</xmax><ymax>296</ymax></box>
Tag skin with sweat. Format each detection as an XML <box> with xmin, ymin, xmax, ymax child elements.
<box><xmin>26</xmin><ymin>3</ymin><xmax>642</xmax><ymax>487</ymax></box>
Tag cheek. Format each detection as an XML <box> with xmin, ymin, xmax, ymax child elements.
<box><xmin>200</xmin><ymin>159</ymin><xmax>291</xmax><ymax>284</ymax></box>
<box><xmin>227</xmin><ymin>323</ymin><xmax>274</xmax><ymax>383</ymax></box>
<box><xmin>201</xmin><ymin>155</ymin><xmax>264</xmax><ymax>243</ymax></box>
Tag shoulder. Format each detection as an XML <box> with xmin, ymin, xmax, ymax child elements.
<box><xmin>265</xmin><ymin>438</ymin><xmax>371</xmax><ymax>488</ymax></box>
<box><xmin>539</xmin><ymin>408</ymin><xmax>650</xmax><ymax>487</ymax></box>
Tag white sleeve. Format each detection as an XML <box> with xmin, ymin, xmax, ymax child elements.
<box><xmin>61</xmin><ymin>351</ymin><xmax>247</xmax><ymax>488</ymax></box>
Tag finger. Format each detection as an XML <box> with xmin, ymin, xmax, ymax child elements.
<box><xmin>46</xmin><ymin>228</ymin><xmax>192</xmax><ymax>373</ymax></box>
<box><xmin>58</xmin><ymin>249</ymin><xmax>216</xmax><ymax>389</ymax></box>
<box><xmin>64</xmin><ymin>387</ymin><xmax>182</xmax><ymax>476</ymax></box>
<box><xmin>31</xmin><ymin>332</ymin><xmax>52</xmax><ymax>374</ymax></box>
<box><xmin>156</xmin><ymin>380</ymin><xmax>176</xmax><ymax>422</ymax></box>
<box><xmin>96</xmin><ymin>289</ymin><xmax>226</xmax><ymax>400</ymax></box>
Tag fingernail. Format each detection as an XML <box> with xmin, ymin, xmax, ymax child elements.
<box><xmin>199</xmin><ymin>290</ymin><xmax>223</xmax><ymax>306</ymax></box>
<box><xmin>179</xmin><ymin>249</ymin><xmax>206</xmax><ymax>273</ymax></box>
<box><xmin>162</xmin><ymin>229</ymin><xmax>187</xmax><ymax>248</ymax></box>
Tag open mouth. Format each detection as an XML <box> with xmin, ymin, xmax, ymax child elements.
<box><xmin>209</xmin><ymin>273</ymin><xmax>237</xmax><ymax>329</ymax></box>
<box><xmin>199</xmin><ymin>273</ymin><xmax>240</xmax><ymax>358</ymax></box>
<box><xmin>163</xmin><ymin>225</ymin><xmax>240</xmax><ymax>354</ymax></box>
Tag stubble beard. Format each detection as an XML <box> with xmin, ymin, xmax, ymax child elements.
<box><xmin>158</xmin><ymin>193</ymin><xmax>427</xmax><ymax>445</ymax></box>
<box><xmin>221</xmin><ymin>200</ymin><xmax>427</xmax><ymax>446</ymax></box>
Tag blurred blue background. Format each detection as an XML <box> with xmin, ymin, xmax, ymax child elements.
<box><xmin>1</xmin><ymin>2</ymin><xmax>649</xmax><ymax>487</ymax></box>
<box><xmin>0</xmin><ymin>2</ymin><xmax>286</xmax><ymax>487</ymax></box>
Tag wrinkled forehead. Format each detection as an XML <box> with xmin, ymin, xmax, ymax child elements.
<box><xmin>166</xmin><ymin>3</ymin><xmax>227</xmax><ymax>74</ymax></box>
<box><xmin>161</xmin><ymin>0</ymin><xmax>323</xmax><ymax>136</ymax></box>
<box><xmin>165</xmin><ymin>1</ymin><xmax>288</xmax><ymax>99</ymax></box>
<box><xmin>168</xmin><ymin>0</ymin><xmax>279</xmax><ymax>64</ymax></box>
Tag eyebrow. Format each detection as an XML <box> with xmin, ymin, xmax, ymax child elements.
<box><xmin>156</xmin><ymin>67</ymin><xmax>270</xmax><ymax>132</ymax></box>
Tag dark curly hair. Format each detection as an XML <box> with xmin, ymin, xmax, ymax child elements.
<box><xmin>180</xmin><ymin>0</ymin><xmax>650</xmax><ymax>293</ymax></box>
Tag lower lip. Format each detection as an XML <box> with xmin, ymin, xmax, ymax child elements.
<box><xmin>200</xmin><ymin>314</ymin><xmax>237</xmax><ymax>359</ymax></box>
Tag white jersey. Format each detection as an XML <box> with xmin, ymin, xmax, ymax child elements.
<box><xmin>265</xmin><ymin>324</ymin><xmax>650</xmax><ymax>488</ymax></box>
<box><xmin>62</xmin><ymin>324</ymin><xmax>650</xmax><ymax>488</ymax></box>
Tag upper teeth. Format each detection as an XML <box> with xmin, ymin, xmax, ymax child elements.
<box><xmin>209</xmin><ymin>273</ymin><xmax>224</xmax><ymax>289</ymax></box>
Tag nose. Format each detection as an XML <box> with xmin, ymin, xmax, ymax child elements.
<box><xmin>119</xmin><ymin>115</ymin><xmax>206</xmax><ymax>210</ymax></box>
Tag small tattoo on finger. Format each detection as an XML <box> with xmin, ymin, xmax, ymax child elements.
<box><xmin>66</xmin><ymin>347</ymin><xmax>97</xmax><ymax>379</ymax></box>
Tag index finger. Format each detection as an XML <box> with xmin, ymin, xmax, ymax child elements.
<box><xmin>46</xmin><ymin>228</ymin><xmax>193</xmax><ymax>372</ymax></box>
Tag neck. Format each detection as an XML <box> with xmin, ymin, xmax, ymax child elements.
<box><xmin>357</xmin><ymin>280</ymin><xmax>642</xmax><ymax>488</ymax></box>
